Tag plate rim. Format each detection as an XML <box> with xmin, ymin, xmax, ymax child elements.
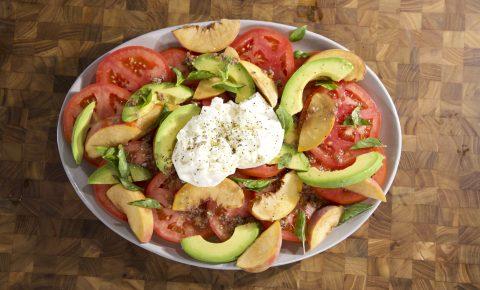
<box><xmin>56</xmin><ymin>19</ymin><xmax>402</xmax><ymax>270</ymax></box>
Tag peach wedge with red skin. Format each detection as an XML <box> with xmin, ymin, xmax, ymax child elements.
<box><xmin>307</xmin><ymin>206</ymin><xmax>344</xmax><ymax>250</ymax></box>
<box><xmin>344</xmin><ymin>178</ymin><xmax>386</xmax><ymax>202</ymax></box>
<box><xmin>236</xmin><ymin>221</ymin><xmax>282</xmax><ymax>273</ymax></box>
<box><xmin>106</xmin><ymin>184</ymin><xmax>154</xmax><ymax>243</ymax></box>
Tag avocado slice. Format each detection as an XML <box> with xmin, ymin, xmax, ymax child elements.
<box><xmin>306</xmin><ymin>49</ymin><xmax>366</xmax><ymax>82</ymax></box>
<box><xmin>297</xmin><ymin>151</ymin><xmax>385</xmax><ymax>188</ymax></box>
<box><xmin>279</xmin><ymin>57</ymin><xmax>354</xmax><ymax>115</ymax></box>
<box><xmin>122</xmin><ymin>83</ymin><xmax>192</xmax><ymax>122</ymax></box>
<box><xmin>269</xmin><ymin>144</ymin><xmax>310</xmax><ymax>172</ymax></box>
<box><xmin>192</xmin><ymin>54</ymin><xmax>255</xmax><ymax>103</ymax></box>
<box><xmin>181</xmin><ymin>223</ymin><xmax>259</xmax><ymax>263</ymax></box>
<box><xmin>154</xmin><ymin>104</ymin><xmax>201</xmax><ymax>174</ymax></box>
<box><xmin>71</xmin><ymin>101</ymin><xmax>96</xmax><ymax>165</ymax></box>
<box><xmin>88</xmin><ymin>163</ymin><xmax>152</xmax><ymax>184</ymax></box>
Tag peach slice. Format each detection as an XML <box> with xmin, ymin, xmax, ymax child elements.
<box><xmin>307</xmin><ymin>206</ymin><xmax>344</xmax><ymax>250</ymax></box>
<box><xmin>106</xmin><ymin>184</ymin><xmax>153</xmax><ymax>243</ymax></box>
<box><xmin>251</xmin><ymin>172</ymin><xmax>302</xmax><ymax>221</ymax></box>
<box><xmin>172</xmin><ymin>178</ymin><xmax>244</xmax><ymax>211</ymax></box>
<box><xmin>85</xmin><ymin>123</ymin><xmax>142</xmax><ymax>159</ymax></box>
<box><xmin>344</xmin><ymin>178</ymin><xmax>386</xmax><ymax>202</ymax></box>
<box><xmin>236</xmin><ymin>221</ymin><xmax>282</xmax><ymax>273</ymax></box>
<box><xmin>298</xmin><ymin>91</ymin><xmax>336</xmax><ymax>152</ymax></box>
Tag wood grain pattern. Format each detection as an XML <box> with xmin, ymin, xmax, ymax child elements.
<box><xmin>0</xmin><ymin>0</ymin><xmax>479</xmax><ymax>289</ymax></box>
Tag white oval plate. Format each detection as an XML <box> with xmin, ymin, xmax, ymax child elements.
<box><xmin>57</xmin><ymin>20</ymin><xmax>402</xmax><ymax>270</ymax></box>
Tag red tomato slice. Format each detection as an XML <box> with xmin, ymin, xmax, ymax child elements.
<box><xmin>92</xmin><ymin>184</ymin><xmax>127</xmax><ymax>221</ymax></box>
<box><xmin>307</xmin><ymin>82</ymin><xmax>382</xmax><ymax>171</ymax></box>
<box><xmin>96</xmin><ymin>46</ymin><xmax>171</xmax><ymax>92</ymax></box>
<box><xmin>237</xmin><ymin>164</ymin><xmax>284</xmax><ymax>179</ymax></box>
<box><xmin>231</xmin><ymin>28</ymin><xmax>295</xmax><ymax>87</ymax></box>
<box><xmin>145</xmin><ymin>173</ymin><xmax>174</xmax><ymax>208</ymax></box>
<box><xmin>62</xmin><ymin>83</ymin><xmax>130</xmax><ymax>142</ymax></box>
<box><xmin>208</xmin><ymin>190</ymin><xmax>254</xmax><ymax>241</ymax></box>
<box><xmin>124</xmin><ymin>134</ymin><xmax>156</xmax><ymax>172</ymax></box>
<box><xmin>159</xmin><ymin>47</ymin><xmax>190</xmax><ymax>79</ymax></box>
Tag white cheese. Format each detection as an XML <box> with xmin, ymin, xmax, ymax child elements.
<box><xmin>172</xmin><ymin>93</ymin><xmax>284</xmax><ymax>187</ymax></box>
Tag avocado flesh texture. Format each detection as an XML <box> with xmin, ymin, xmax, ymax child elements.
<box><xmin>88</xmin><ymin>163</ymin><xmax>152</xmax><ymax>184</ymax></box>
<box><xmin>268</xmin><ymin>144</ymin><xmax>310</xmax><ymax>172</ymax></box>
<box><xmin>193</xmin><ymin>54</ymin><xmax>255</xmax><ymax>103</ymax></box>
<box><xmin>72</xmin><ymin>101</ymin><xmax>96</xmax><ymax>165</ymax></box>
<box><xmin>154</xmin><ymin>104</ymin><xmax>201</xmax><ymax>174</ymax></box>
<box><xmin>279</xmin><ymin>57</ymin><xmax>354</xmax><ymax>115</ymax></box>
<box><xmin>298</xmin><ymin>151</ymin><xmax>385</xmax><ymax>188</ymax></box>
<box><xmin>122</xmin><ymin>83</ymin><xmax>192</xmax><ymax>122</ymax></box>
<box><xmin>181</xmin><ymin>223</ymin><xmax>259</xmax><ymax>263</ymax></box>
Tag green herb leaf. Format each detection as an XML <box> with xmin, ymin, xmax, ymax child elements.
<box><xmin>343</xmin><ymin>107</ymin><xmax>371</xmax><ymax>127</ymax></box>
<box><xmin>230</xmin><ymin>177</ymin><xmax>274</xmax><ymax>191</ymax></box>
<box><xmin>295</xmin><ymin>210</ymin><xmax>307</xmax><ymax>254</ymax></box>
<box><xmin>187</xmin><ymin>70</ymin><xmax>216</xmax><ymax>80</ymax></box>
<box><xmin>122</xmin><ymin>85</ymin><xmax>156</xmax><ymax>122</ymax></box>
<box><xmin>212</xmin><ymin>81</ymin><xmax>244</xmax><ymax>93</ymax></box>
<box><xmin>172</xmin><ymin>67</ymin><xmax>184</xmax><ymax>86</ymax></box>
<box><xmin>117</xmin><ymin>144</ymin><xmax>129</xmax><ymax>179</ymax></box>
<box><xmin>277</xmin><ymin>153</ymin><xmax>293</xmax><ymax>169</ymax></box>
<box><xmin>101</xmin><ymin>147</ymin><xmax>118</xmax><ymax>164</ymax></box>
<box><xmin>218</xmin><ymin>67</ymin><xmax>229</xmax><ymax>82</ymax></box>
<box><xmin>315</xmin><ymin>80</ymin><xmax>338</xmax><ymax>91</ymax></box>
<box><xmin>128</xmin><ymin>198</ymin><xmax>162</xmax><ymax>209</ymax></box>
<box><xmin>351</xmin><ymin>138</ymin><xmax>384</xmax><ymax>150</ymax></box>
<box><xmin>117</xmin><ymin>176</ymin><xmax>143</xmax><ymax>191</ymax></box>
<box><xmin>95</xmin><ymin>146</ymin><xmax>110</xmax><ymax>156</ymax></box>
<box><xmin>294</xmin><ymin>50</ymin><xmax>309</xmax><ymax>59</ymax></box>
<box><xmin>339</xmin><ymin>203</ymin><xmax>373</xmax><ymax>225</ymax></box>
<box><xmin>157</xmin><ymin>106</ymin><xmax>172</xmax><ymax>127</ymax></box>
<box><xmin>275</xmin><ymin>106</ymin><xmax>294</xmax><ymax>132</ymax></box>
<box><xmin>289</xmin><ymin>25</ymin><xmax>307</xmax><ymax>42</ymax></box>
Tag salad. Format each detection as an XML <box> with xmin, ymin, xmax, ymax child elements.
<box><xmin>62</xmin><ymin>19</ymin><xmax>388</xmax><ymax>272</ymax></box>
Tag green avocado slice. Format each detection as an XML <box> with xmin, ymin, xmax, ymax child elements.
<box><xmin>71</xmin><ymin>101</ymin><xmax>96</xmax><ymax>165</ymax></box>
<box><xmin>88</xmin><ymin>163</ymin><xmax>152</xmax><ymax>184</ymax></box>
<box><xmin>268</xmin><ymin>144</ymin><xmax>310</xmax><ymax>172</ymax></box>
<box><xmin>279</xmin><ymin>57</ymin><xmax>354</xmax><ymax>115</ymax></box>
<box><xmin>154</xmin><ymin>104</ymin><xmax>201</xmax><ymax>174</ymax></box>
<box><xmin>297</xmin><ymin>151</ymin><xmax>385</xmax><ymax>188</ymax></box>
<box><xmin>181</xmin><ymin>223</ymin><xmax>259</xmax><ymax>263</ymax></box>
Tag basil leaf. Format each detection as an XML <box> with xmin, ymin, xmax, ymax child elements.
<box><xmin>294</xmin><ymin>50</ymin><xmax>309</xmax><ymax>59</ymax></box>
<box><xmin>122</xmin><ymin>85</ymin><xmax>155</xmax><ymax>122</ymax></box>
<box><xmin>315</xmin><ymin>80</ymin><xmax>338</xmax><ymax>91</ymax></box>
<box><xmin>128</xmin><ymin>198</ymin><xmax>161</xmax><ymax>209</ymax></box>
<box><xmin>101</xmin><ymin>147</ymin><xmax>118</xmax><ymax>164</ymax></box>
<box><xmin>118</xmin><ymin>176</ymin><xmax>143</xmax><ymax>191</ymax></box>
<box><xmin>117</xmin><ymin>144</ymin><xmax>130</xmax><ymax>179</ymax></box>
<box><xmin>95</xmin><ymin>146</ymin><xmax>110</xmax><ymax>156</ymax></box>
<box><xmin>275</xmin><ymin>106</ymin><xmax>293</xmax><ymax>132</ymax></box>
<box><xmin>343</xmin><ymin>107</ymin><xmax>370</xmax><ymax>127</ymax></box>
<box><xmin>231</xmin><ymin>177</ymin><xmax>274</xmax><ymax>191</ymax></box>
<box><xmin>172</xmin><ymin>67</ymin><xmax>184</xmax><ymax>86</ymax></box>
<box><xmin>339</xmin><ymin>203</ymin><xmax>373</xmax><ymax>225</ymax></box>
<box><xmin>351</xmin><ymin>138</ymin><xmax>384</xmax><ymax>150</ymax></box>
<box><xmin>157</xmin><ymin>106</ymin><xmax>172</xmax><ymax>126</ymax></box>
<box><xmin>212</xmin><ymin>81</ymin><xmax>244</xmax><ymax>93</ymax></box>
<box><xmin>295</xmin><ymin>210</ymin><xmax>306</xmax><ymax>254</ymax></box>
<box><xmin>218</xmin><ymin>68</ymin><xmax>229</xmax><ymax>82</ymax></box>
<box><xmin>187</xmin><ymin>70</ymin><xmax>216</xmax><ymax>80</ymax></box>
<box><xmin>277</xmin><ymin>153</ymin><xmax>292</xmax><ymax>169</ymax></box>
<box><xmin>289</xmin><ymin>25</ymin><xmax>307</xmax><ymax>42</ymax></box>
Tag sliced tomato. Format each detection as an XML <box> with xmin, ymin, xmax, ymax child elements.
<box><xmin>124</xmin><ymin>134</ymin><xmax>156</xmax><ymax>172</ymax></box>
<box><xmin>145</xmin><ymin>173</ymin><xmax>173</xmax><ymax>208</ymax></box>
<box><xmin>307</xmin><ymin>82</ymin><xmax>382</xmax><ymax>171</ymax></box>
<box><xmin>151</xmin><ymin>208</ymin><xmax>213</xmax><ymax>243</ymax></box>
<box><xmin>92</xmin><ymin>184</ymin><xmax>127</xmax><ymax>221</ymax></box>
<box><xmin>231</xmin><ymin>27</ymin><xmax>295</xmax><ymax>87</ymax></box>
<box><xmin>159</xmin><ymin>47</ymin><xmax>190</xmax><ymax>78</ymax></box>
<box><xmin>96</xmin><ymin>46</ymin><xmax>171</xmax><ymax>92</ymax></box>
<box><xmin>237</xmin><ymin>164</ymin><xmax>284</xmax><ymax>179</ymax></box>
<box><xmin>208</xmin><ymin>190</ymin><xmax>254</xmax><ymax>241</ymax></box>
<box><xmin>62</xmin><ymin>83</ymin><xmax>130</xmax><ymax>142</ymax></box>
